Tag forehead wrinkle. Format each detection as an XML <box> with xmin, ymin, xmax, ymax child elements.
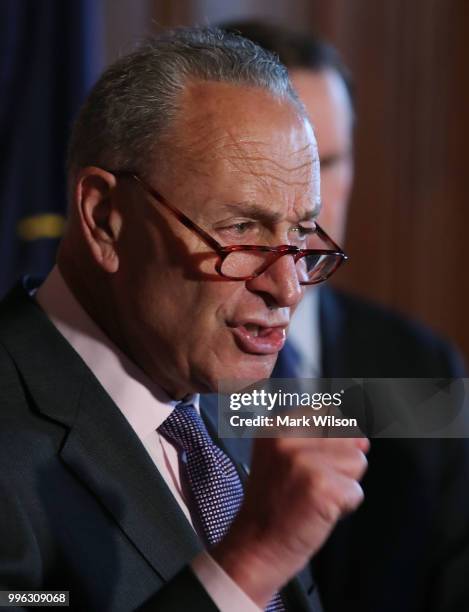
<box><xmin>221</xmin><ymin>202</ymin><xmax>283</xmax><ymax>224</ymax></box>
<box><xmin>164</xmin><ymin>88</ymin><xmax>319</xmax><ymax>202</ymax></box>
<box><xmin>230</xmin><ymin>171</ymin><xmax>314</xmax><ymax>190</ymax></box>
<box><xmin>219</xmin><ymin>129</ymin><xmax>318</xmax><ymax>196</ymax></box>
<box><xmin>222</xmin><ymin>133</ymin><xmax>316</xmax><ymax>168</ymax></box>
<box><xmin>163</xmin><ymin>107</ymin><xmax>233</xmax><ymax>178</ymax></box>
<box><xmin>170</xmin><ymin>123</ymin><xmax>227</xmax><ymax>163</ymax></box>
<box><xmin>224</xmin><ymin>156</ymin><xmax>317</xmax><ymax>191</ymax></box>
<box><xmin>223</xmin><ymin>152</ymin><xmax>316</xmax><ymax>174</ymax></box>
<box><xmin>168</xmin><ymin>97</ymin><xmax>318</xmax><ymax>182</ymax></box>
<box><xmin>163</xmin><ymin>128</ymin><xmax>228</xmax><ymax>180</ymax></box>
<box><xmin>221</xmin><ymin>201</ymin><xmax>321</xmax><ymax>223</ymax></box>
<box><xmin>234</xmin><ymin>135</ymin><xmax>316</xmax><ymax>155</ymax></box>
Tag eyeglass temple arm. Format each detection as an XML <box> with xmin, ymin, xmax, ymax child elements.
<box><xmin>115</xmin><ymin>171</ymin><xmax>225</xmax><ymax>254</ymax></box>
<box><xmin>314</xmin><ymin>222</ymin><xmax>345</xmax><ymax>253</ymax></box>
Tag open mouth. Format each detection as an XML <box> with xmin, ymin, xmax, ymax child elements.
<box><xmin>229</xmin><ymin>322</ymin><xmax>287</xmax><ymax>355</ymax></box>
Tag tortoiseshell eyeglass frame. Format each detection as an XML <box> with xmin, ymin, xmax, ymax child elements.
<box><xmin>113</xmin><ymin>171</ymin><xmax>347</xmax><ymax>285</ymax></box>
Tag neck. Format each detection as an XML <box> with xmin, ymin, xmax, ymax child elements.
<box><xmin>56</xmin><ymin>245</ymin><xmax>193</xmax><ymax>401</ymax></box>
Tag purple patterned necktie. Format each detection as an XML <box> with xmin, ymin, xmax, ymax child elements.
<box><xmin>159</xmin><ymin>401</ymin><xmax>285</xmax><ymax>611</ymax></box>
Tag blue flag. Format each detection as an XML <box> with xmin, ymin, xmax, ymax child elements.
<box><xmin>0</xmin><ymin>0</ymin><xmax>103</xmax><ymax>296</ymax></box>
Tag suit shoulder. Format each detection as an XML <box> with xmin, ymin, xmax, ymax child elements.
<box><xmin>328</xmin><ymin>289</ymin><xmax>430</xmax><ymax>334</ymax></box>
<box><xmin>322</xmin><ymin>287</ymin><xmax>465</xmax><ymax>376</ymax></box>
<box><xmin>326</xmin><ymin>287</ymin><xmax>449</xmax><ymax>344</ymax></box>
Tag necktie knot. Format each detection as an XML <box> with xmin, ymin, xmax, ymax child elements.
<box><xmin>159</xmin><ymin>402</ymin><xmax>210</xmax><ymax>453</ymax></box>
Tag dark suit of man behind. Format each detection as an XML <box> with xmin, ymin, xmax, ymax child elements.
<box><xmin>274</xmin><ymin>286</ymin><xmax>469</xmax><ymax>612</ymax></box>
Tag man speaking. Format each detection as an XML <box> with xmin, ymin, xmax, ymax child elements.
<box><xmin>0</xmin><ymin>28</ymin><xmax>367</xmax><ymax>611</ymax></box>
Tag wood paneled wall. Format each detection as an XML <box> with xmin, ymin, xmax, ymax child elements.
<box><xmin>308</xmin><ymin>0</ymin><xmax>469</xmax><ymax>362</ymax></box>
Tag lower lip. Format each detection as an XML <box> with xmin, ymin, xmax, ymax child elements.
<box><xmin>230</xmin><ymin>326</ymin><xmax>287</xmax><ymax>355</ymax></box>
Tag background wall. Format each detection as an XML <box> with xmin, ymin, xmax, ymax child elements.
<box><xmin>306</xmin><ymin>0</ymin><xmax>469</xmax><ymax>363</ymax></box>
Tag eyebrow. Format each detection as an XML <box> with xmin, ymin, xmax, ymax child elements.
<box><xmin>219</xmin><ymin>200</ymin><xmax>322</xmax><ymax>224</ymax></box>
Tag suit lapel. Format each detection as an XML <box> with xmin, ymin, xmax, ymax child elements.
<box><xmin>60</xmin><ymin>377</ymin><xmax>203</xmax><ymax>580</ymax></box>
<box><xmin>0</xmin><ymin>284</ymin><xmax>202</xmax><ymax>581</ymax></box>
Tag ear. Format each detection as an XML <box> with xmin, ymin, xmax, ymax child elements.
<box><xmin>73</xmin><ymin>167</ymin><xmax>122</xmax><ymax>273</ymax></box>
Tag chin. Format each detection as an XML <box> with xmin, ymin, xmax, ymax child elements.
<box><xmin>209</xmin><ymin>353</ymin><xmax>277</xmax><ymax>393</ymax></box>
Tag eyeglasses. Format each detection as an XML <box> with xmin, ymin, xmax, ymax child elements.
<box><xmin>114</xmin><ymin>171</ymin><xmax>347</xmax><ymax>285</ymax></box>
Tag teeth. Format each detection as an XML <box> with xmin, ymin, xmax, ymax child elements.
<box><xmin>244</xmin><ymin>324</ymin><xmax>259</xmax><ymax>337</ymax></box>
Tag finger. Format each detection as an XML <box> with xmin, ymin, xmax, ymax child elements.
<box><xmin>306</xmin><ymin>469</ymin><xmax>365</xmax><ymax>524</ymax></box>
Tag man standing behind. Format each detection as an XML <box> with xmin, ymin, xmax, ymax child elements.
<box><xmin>0</xmin><ymin>28</ymin><xmax>368</xmax><ymax>611</ymax></box>
<box><xmin>224</xmin><ymin>21</ymin><xmax>469</xmax><ymax>612</ymax></box>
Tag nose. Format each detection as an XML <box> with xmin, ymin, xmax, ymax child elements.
<box><xmin>246</xmin><ymin>253</ymin><xmax>304</xmax><ymax>308</ymax></box>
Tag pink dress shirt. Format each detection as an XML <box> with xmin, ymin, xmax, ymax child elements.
<box><xmin>36</xmin><ymin>266</ymin><xmax>259</xmax><ymax>612</ymax></box>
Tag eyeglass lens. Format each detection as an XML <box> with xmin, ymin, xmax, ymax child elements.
<box><xmin>220</xmin><ymin>250</ymin><xmax>341</xmax><ymax>284</ymax></box>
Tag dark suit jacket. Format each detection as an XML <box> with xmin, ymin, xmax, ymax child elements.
<box><xmin>0</xmin><ymin>282</ymin><xmax>321</xmax><ymax>612</ymax></box>
<box><xmin>273</xmin><ymin>286</ymin><xmax>469</xmax><ymax>612</ymax></box>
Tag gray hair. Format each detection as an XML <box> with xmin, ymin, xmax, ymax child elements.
<box><xmin>67</xmin><ymin>26</ymin><xmax>303</xmax><ymax>179</ymax></box>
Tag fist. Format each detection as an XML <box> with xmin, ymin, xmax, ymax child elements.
<box><xmin>213</xmin><ymin>436</ymin><xmax>369</xmax><ymax>607</ymax></box>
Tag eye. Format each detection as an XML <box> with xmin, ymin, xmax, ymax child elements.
<box><xmin>291</xmin><ymin>223</ymin><xmax>317</xmax><ymax>240</ymax></box>
<box><xmin>234</xmin><ymin>221</ymin><xmax>255</xmax><ymax>233</ymax></box>
<box><xmin>215</xmin><ymin>218</ymin><xmax>264</xmax><ymax>245</ymax></box>
<box><xmin>222</xmin><ymin>221</ymin><xmax>256</xmax><ymax>235</ymax></box>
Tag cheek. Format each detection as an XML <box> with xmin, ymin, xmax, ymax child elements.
<box><xmin>194</xmin><ymin>280</ymin><xmax>245</xmax><ymax>323</ymax></box>
<box><xmin>165</xmin><ymin>279</ymin><xmax>246</xmax><ymax>340</ymax></box>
